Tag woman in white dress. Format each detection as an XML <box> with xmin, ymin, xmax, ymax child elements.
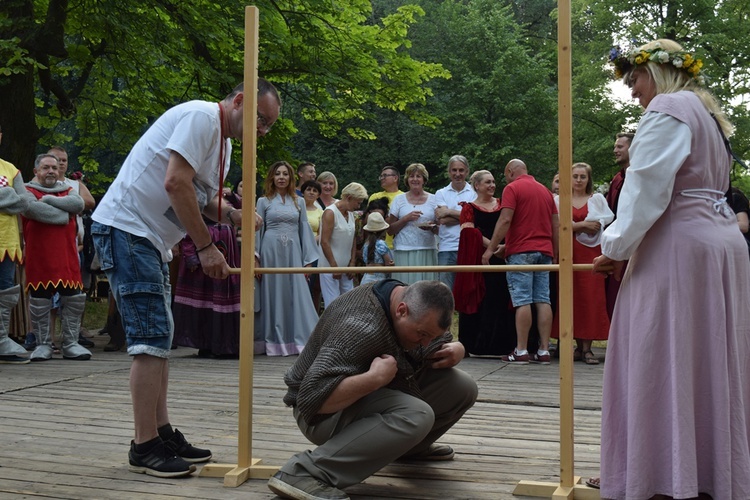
<box><xmin>387</xmin><ymin>163</ymin><xmax>438</xmax><ymax>284</ymax></box>
<box><xmin>318</xmin><ymin>182</ymin><xmax>368</xmax><ymax>308</ymax></box>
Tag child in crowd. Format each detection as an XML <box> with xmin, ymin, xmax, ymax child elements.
<box><xmin>360</xmin><ymin>212</ymin><xmax>394</xmax><ymax>285</ymax></box>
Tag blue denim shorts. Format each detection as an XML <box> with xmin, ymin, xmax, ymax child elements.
<box><xmin>506</xmin><ymin>252</ymin><xmax>553</xmax><ymax>307</ymax></box>
<box><xmin>91</xmin><ymin>222</ymin><xmax>173</xmax><ymax>358</ymax></box>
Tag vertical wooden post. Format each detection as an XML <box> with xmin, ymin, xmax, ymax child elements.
<box><xmin>199</xmin><ymin>5</ymin><xmax>278</xmax><ymax>486</ymax></box>
<box><xmin>554</xmin><ymin>0</ymin><xmax>576</xmax><ymax>496</ymax></box>
<box><xmin>513</xmin><ymin>0</ymin><xmax>597</xmax><ymax>497</ymax></box>
<box><xmin>236</xmin><ymin>4</ymin><xmax>259</xmax><ymax>473</ymax></box>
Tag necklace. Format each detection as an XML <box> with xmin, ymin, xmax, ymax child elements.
<box><xmin>407</xmin><ymin>190</ymin><xmax>426</xmax><ymax>207</ymax></box>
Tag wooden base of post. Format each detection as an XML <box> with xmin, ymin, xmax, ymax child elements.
<box><xmin>512</xmin><ymin>478</ymin><xmax>600</xmax><ymax>499</ymax></box>
<box><xmin>199</xmin><ymin>461</ymin><xmax>279</xmax><ymax>487</ymax></box>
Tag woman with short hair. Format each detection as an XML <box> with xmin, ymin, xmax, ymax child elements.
<box><xmin>318</xmin><ymin>182</ymin><xmax>368</xmax><ymax>308</ymax></box>
<box><xmin>387</xmin><ymin>163</ymin><xmax>438</xmax><ymax>284</ymax></box>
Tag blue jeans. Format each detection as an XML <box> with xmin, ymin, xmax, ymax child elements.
<box><xmin>437</xmin><ymin>251</ymin><xmax>457</xmax><ymax>291</ymax></box>
<box><xmin>506</xmin><ymin>252</ymin><xmax>552</xmax><ymax>307</ymax></box>
<box><xmin>0</xmin><ymin>257</ymin><xmax>16</xmax><ymax>290</ymax></box>
<box><xmin>91</xmin><ymin>222</ymin><xmax>173</xmax><ymax>358</ymax></box>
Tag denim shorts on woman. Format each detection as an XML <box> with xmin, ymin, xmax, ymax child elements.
<box><xmin>505</xmin><ymin>251</ymin><xmax>553</xmax><ymax>307</ymax></box>
<box><xmin>91</xmin><ymin>222</ymin><xmax>174</xmax><ymax>358</ymax></box>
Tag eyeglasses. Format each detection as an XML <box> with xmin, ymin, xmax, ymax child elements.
<box><xmin>257</xmin><ymin>112</ymin><xmax>273</xmax><ymax>134</ymax></box>
<box><xmin>378</xmin><ymin>174</ymin><xmax>397</xmax><ymax>180</ymax></box>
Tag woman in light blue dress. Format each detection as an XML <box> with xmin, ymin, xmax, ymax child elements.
<box><xmin>255</xmin><ymin>161</ymin><xmax>319</xmax><ymax>356</ymax></box>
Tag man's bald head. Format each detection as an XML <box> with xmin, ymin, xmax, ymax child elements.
<box><xmin>504</xmin><ymin>159</ymin><xmax>527</xmax><ymax>183</ymax></box>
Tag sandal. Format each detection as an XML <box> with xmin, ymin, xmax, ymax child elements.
<box><xmin>585</xmin><ymin>477</ymin><xmax>600</xmax><ymax>489</ymax></box>
<box><xmin>583</xmin><ymin>350</ymin><xmax>600</xmax><ymax>365</ymax></box>
<box><xmin>573</xmin><ymin>348</ymin><xmax>582</xmax><ymax>362</ymax></box>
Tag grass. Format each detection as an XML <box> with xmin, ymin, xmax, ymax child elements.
<box><xmin>83</xmin><ymin>298</ymin><xmax>109</xmax><ymax>332</ymax></box>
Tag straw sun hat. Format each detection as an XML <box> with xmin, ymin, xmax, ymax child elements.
<box><xmin>363</xmin><ymin>212</ymin><xmax>389</xmax><ymax>232</ymax></box>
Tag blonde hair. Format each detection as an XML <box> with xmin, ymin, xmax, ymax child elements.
<box><xmin>341</xmin><ymin>182</ymin><xmax>368</xmax><ymax>200</ymax></box>
<box><xmin>469</xmin><ymin>170</ymin><xmax>492</xmax><ymax>190</ymax></box>
<box><xmin>626</xmin><ymin>39</ymin><xmax>733</xmax><ymax>137</ymax></box>
<box><xmin>316</xmin><ymin>171</ymin><xmax>339</xmax><ymax>196</ymax></box>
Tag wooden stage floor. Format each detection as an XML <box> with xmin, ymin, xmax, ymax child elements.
<box><xmin>0</xmin><ymin>335</ymin><xmax>605</xmax><ymax>499</ymax></box>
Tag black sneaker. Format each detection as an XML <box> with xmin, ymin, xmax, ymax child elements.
<box><xmin>163</xmin><ymin>428</ymin><xmax>212</xmax><ymax>463</ymax></box>
<box><xmin>128</xmin><ymin>440</ymin><xmax>196</xmax><ymax>478</ymax></box>
<box><xmin>399</xmin><ymin>443</ymin><xmax>455</xmax><ymax>462</ymax></box>
<box><xmin>268</xmin><ymin>471</ymin><xmax>350</xmax><ymax>500</ymax></box>
<box><xmin>78</xmin><ymin>333</ymin><xmax>95</xmax><ymax>348</ymax></box>
<box><xmin>0</xmin><ymin>354</ymin><xmax>30</xmax><ymax>365</ymax></box>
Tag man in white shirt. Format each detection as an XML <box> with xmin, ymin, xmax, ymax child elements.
<box><xmin>91</xmin><ymin>79</ymin><xmax>281</xmax><ymax>479</ymax></box>
<box><xmin>434</xmin><ymin>155</ymin><xmax>475</xmax><ymax>291</ymax></box>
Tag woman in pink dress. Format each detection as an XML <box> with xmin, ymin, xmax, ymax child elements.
<box><xmin>592</xmin><ymin>39</ymin><xmax>750</xmax><ymax>499</ymax></box>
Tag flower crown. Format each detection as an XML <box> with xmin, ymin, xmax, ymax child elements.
<box><xmin>608</xmin><ymin>42</ymin><xmax>704</xmax><ymax>83</ymax></box>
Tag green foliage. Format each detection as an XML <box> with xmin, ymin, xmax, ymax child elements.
<box><xmin>579</xmin><ymin>0</ymin><xmax>750</xmax><ymax>180</ymax></box>
<box><xmin>3</xmin><ymin>0</ymin><xmax>749</xmax><ymax>200</ymax></box>
<box><xmin>1</xmin><ymin>0</ymin><xmax>449</xmax><ymax>192</ymax></box>
<box><xmin>291</xmin><ymin>0</ymin><xmax>560</xmax><ymax>194</ymax></box>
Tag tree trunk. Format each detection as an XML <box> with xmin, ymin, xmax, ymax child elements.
<box><xmin>0</xmin><ymin>70</ymin><xmax>39</xmax><ymax>181</ymax></box>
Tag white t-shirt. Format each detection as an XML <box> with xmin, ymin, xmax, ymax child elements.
<box><xmin>434</xmin><ymin>182</ymin><xmax>476</xmax><ymax>252</ymax></box>
<box><xmin>93</xmin><ymin>100</ymin><xmax>230</xmax><ymax>261</ymax></box>
<box><xmin>64</xmin><ymin>178</ymin><xmax>85</xmax><ymax>243</ymax></box>
<box><xmin>390</xmin><ymin>193</ymin><xmax>438</xmax><ymax>251</ymax></box>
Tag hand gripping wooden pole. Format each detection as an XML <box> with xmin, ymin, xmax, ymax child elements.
<box><xmin>199</xmin><ymin>5</ymin><xmax>279</xmax><ymax>487</ymax></box>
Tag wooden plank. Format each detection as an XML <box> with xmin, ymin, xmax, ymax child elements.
<box><xmin>0</xmin><ymin>347</ymin><xmax>606</xmax><ymax>499</ymax></box>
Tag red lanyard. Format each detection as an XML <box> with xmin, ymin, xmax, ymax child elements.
<box><xmin>217</xmin><ymin>103</ymin><xmax>227</xmax><ymax>223</ymax></box>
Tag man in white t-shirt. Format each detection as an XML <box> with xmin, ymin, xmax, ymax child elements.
<box><xmin>434</xmin><ymin>155</ymin><xmax>475</xmax><ymax>291</ymax></box>
<box><xmin>91</xmin><ymin>79</ymin><xmax>281</xmax><ymax>479</ymax></box>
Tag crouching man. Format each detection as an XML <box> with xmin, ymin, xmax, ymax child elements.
<box><xmin>269</xmin><ymin>280</ymin><xmax>478</xmax><ymax>500</ymax></box>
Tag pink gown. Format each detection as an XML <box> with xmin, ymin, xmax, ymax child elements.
<box><xmin>600</xmin><ymin>91</ymin><xmax>750</xmax><ymax>499</ymax></box>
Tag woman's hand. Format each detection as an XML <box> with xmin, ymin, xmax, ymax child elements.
<box><xmin>254</xmin><ymin>255</ymin><xmax>262</xmax><ymax>281</ymax></box>
<box><xmin>575</xmin><ymin>220</ymin><xmax>601</xmax><ymax>235</ymax></box>
<box><xmin>407</xmin><ymin>210</ymin><xmax>423</xmax><ymax>222</ymax></box>
<box><xmin>493</xmin><ymin>244</ymin><xmax>506</xmax><ymax>259</ymax></box>
<box><xmin>592</xmin><ymin>254</ymin><xmax>623</xmax><ymax>280</ymax></box>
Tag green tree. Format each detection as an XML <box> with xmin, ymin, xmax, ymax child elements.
<box><xmin>290</xmin><ymin>0</ymin><xmax>560</xmax><ymax>193</ymax></box>
<box><xmin>0</xmin><ymin>0</ymin><xmax>448</xmax><ymax>190</ymax></box>
<box><xmin>577</xmin><ymin>0</ymin><xmax>750</xmax><ymax>181</ymax></box>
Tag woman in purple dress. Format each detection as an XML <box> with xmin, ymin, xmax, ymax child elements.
<box><xmin>592</xmin><ymin>39</ymin><xmax>750</xmax><ymax>499</ymax></box>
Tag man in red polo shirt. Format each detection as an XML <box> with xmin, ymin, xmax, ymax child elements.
<box><xmin>482</xmin><ymin>159</ymin><xmax>559</xmax><ymax>364</ymax></box>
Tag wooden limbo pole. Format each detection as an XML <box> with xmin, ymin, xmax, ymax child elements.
<box><xmin>511</xmin><ymin>0</ymin><xmax>598</xmax><ymax>497</ymax></box>
<box><xmin>202</xmin><ymin>2</ymin><xmax>601</xmax><ymax>497</ymax></box>
<box><xmin>199</xmin><ymin>5</ymin><xmax>278</xmax><ymax>486</ymax></box>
